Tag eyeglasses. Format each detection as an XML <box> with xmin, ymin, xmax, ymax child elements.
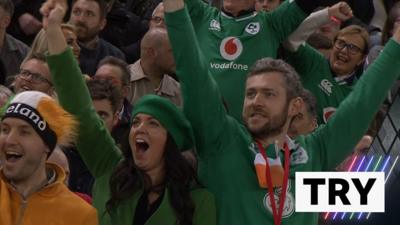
<box><xmin>18</xmin><ymin>69</ymin><xmax>52</xmax><ymax>85</ymax></box>
<box><xmin>334</xmin><ymin>39</ymin><xmax>364</xmax><ymax>55</ymax></box>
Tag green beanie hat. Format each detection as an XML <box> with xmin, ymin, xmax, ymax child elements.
<box><xmin>131</xmin><ymin>95</ymin><xmax>194</xmax><ymax>151</ymax></box>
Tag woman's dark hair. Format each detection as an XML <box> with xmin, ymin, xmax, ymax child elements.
<box><xmin>106</xmin><ymin>133</ymin><xmax>199</xmax><ymax>225</ymax></box>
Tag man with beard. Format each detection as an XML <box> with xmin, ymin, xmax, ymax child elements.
<box><xmin>95</xmin><ymin>57</ymin><xmax>132</xmax><ymax>169</ymax></box>
<box><xmin>162</xmin><ymin>1</ymin><xmax>400</xmax><ymax>225</ymax></box>
<box><xmin>69</xmin><ymin>0</ymin><xmax>124</xmax><ymax>76</ymax></box>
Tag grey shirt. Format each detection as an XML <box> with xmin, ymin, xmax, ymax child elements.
<box><xmin>128</xmin><ymin>59</ymin><xmax>182</xmax><ymax>106</ymax></box>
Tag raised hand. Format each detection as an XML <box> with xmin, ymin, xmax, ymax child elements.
<box><xmin>41</xmin><ymin>0</ymin><xmax>69</xmax><ymax>54</ymax></box>
<box><xmin>40</xmin><ymin>0</ymin><xmax>68</xmax><ymax>29</ymax></box>
<box><xmin>328</xmin><ymin>1</ymin><xmax>353</xmax><ymax>24</ymax></box>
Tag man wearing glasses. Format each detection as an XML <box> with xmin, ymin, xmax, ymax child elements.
<box><xmin>286</xmin><ymin>24</ymin><xmax>369</xmax><ymax>124</ymax></box>
<box><xmin>13</xmin><ymin>53</ymin><xmax>54</xmax><ymax>96</ymax></box>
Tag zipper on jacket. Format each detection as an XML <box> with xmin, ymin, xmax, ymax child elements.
<box><xmin>10</xmin><ymin>168</ymin><xmax>56</xmax><ymax>225</ymax></box>
<box><xmin>15</xmin><ymin>198</ymin><xmax>27</xmax><ymax>225</ymax></box>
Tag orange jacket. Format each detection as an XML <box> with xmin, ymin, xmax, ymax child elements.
<box><xmin>0</xmin><ymin>163</ymin><xmax>98</xmax><ymax>225</ymax></box>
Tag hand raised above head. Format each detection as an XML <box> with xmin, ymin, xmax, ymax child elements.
<box><xmin>40</xmin><ymin>0</ymin><xmax>68</xmax><ymax>29</ymax></box>
<box><xmin>328</xmin><ymin>1</ymin><xmax>353</xmax><ymax>24</ymax></box>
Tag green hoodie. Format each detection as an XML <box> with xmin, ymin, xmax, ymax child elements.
<box><xmin>165</xmin><ymin>6</ymin><xmax>400</xmax><ymax>225</ymax></box>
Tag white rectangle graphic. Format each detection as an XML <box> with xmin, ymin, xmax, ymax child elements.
<box><xmin>295</xmin><ymin>172</ymin><xmax>384</xmax><ymax>212</ymax></box>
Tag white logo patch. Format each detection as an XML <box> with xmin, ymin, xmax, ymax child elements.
<box><xmin>318</xmin><ymin>79</ymin><xmax>333</xmax><ymax>96</ymax></box>
<box><xmin>290</xmin><ymin>147</ymin><xmax>308</xmax><ymax>165</ymax></box>
<box><xmin>219</xmin><ymin>37</ymin><xmax>243</xmax><ymax>61</ymax></box>
<box><xmin>245</xmin><ymin>22</ymin><xmax>260</xmax><ymax>35</ymax></box>
<box><xmin>263</xmin><ymin>183</ymin><xmax>295</xmax><ymax>218</ymax></box>
<box><xmin>209</xmin><ymin>19</ymin><xmax>221</xmax><ymax>31</ymax></box>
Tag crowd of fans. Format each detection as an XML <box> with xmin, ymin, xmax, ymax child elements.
<box><xmin>0</xmin><ymin>0</ymin><xmax>399</xmax><ymax>225</ymax></box>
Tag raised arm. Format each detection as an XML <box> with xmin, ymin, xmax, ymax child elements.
<box><xmin>42</xmin><ymin>0</ymin><xmax>121</xmax><ymax>177</ymax></box>
<box><xmin>305</xmin><ymin>27</ymin><xmax>400</xmax><ymax>171</ymax></box>
<box><xmin>284</xmin><ymin>2</ymin><xmax>352</xmax><ymax>80</ymax></box>
<box><xmin>283</xmin><ymin>2</ymin><xmax>353</xmax><ymax>52</ymax></box>
<box><xmin>283</xmin><ymin>2</ymin><xmax>352</xmax><ymax>52</ymax></box>
<box><xmin>282</xmin><ymin>8</ymin><xmax>330</xmax><ymax>52</ymax></box>
<box><xmin>266</xmin><ymin>1</ymin><xmax>350</xmax><ymax>46</ymax></box>
<box><xmin>163</xmin><ymin>2</ymin><xmax>230</xmax><ymax>157</ymax></box>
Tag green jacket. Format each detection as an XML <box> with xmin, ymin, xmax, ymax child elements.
<box><xmin>47</xmin><ymin>48</ymin><xmax>216</xmax><ymax>225</ymax></box>
<box><xmin>165</xmin><ymin>6</ymin><xmax>400</xmax><ymax>225</ymax></box>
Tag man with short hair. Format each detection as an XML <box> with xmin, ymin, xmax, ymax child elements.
<box><xmin>69</xmin><ymin>0</ymin><xmax>125</xmax><ymax>76</ymax></box>
<box><xmin>65</xmin><ymin>78</ymin><xmax>122</xmax><ymax>196</ymax></box>
<box><xmin>0</xmin><ymin>91</ymin><xmax>98</xmax><ymax>225</ymax></box>
<box><xmin>88</xmin><ymin>78</ymin><xmax>122</xmax><ymax>132</ymax></box>
<box><xmin>163</xmin><ymin>2</ymin><xmax>400</xmax><ymax>225</ymax></box>
<box><xmin>128</xmin><ymin>27</ymin><xmax>181</xmax><ymax>106</ymax></box>
<box><xmin>0</xmin><ymin>0</ymin><xmax>29</xmax><ymax>80</ymax></box>
<box><xmin>13</xmin><ymin>53</ymin><xmax>54</xmax><ymax>96</ymax></box>
<box><xmin>95</xmin><ymin>56</ymin><xmax>130</xmax><ymax>105</ymax></box>
<box><xmin>94</xmin><ymin>56</ymin><xmax>132</xmax><ymax>146</ymax></box>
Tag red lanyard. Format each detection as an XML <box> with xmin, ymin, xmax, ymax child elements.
<box><xmin>256</xmin><ymin>141</ymin><xmax>290</xmax><ymax>225</ymax></box>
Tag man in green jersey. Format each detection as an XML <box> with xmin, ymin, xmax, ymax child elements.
<box><xmin>163</xmin><ymin>0</ymin><xmax>400</xmax><ymax>224</ymax></box>
<box><xmin>183</xmin><ymin>0</ymin><xmax>348</xmax><ymax>121</ymax></box>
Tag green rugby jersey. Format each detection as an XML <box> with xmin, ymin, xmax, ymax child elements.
<box><xmin>185</xmin><ymin>0</ymin><xmax>307</xmax><ymax>121</ymax></box>
<box><xmin>287</xmin><ymin>44</ymin><xmax>355</xmax><ymax>124</ymax></box>
<box><xmin>166</xmin><ymin>7</ymin><xmax>400</xmax><ymax>225</ymax></box>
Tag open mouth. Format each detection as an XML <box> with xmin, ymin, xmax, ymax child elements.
<box><xmin>336</xmin><ymin>53</ymin><xmax>349</xmax><ymax>63</ymax></box>
<box><xmin>135</xmin><ymin>139</ymin><xmax>149</xmax><ymax>152</ymax></box>
<box><xmin>335</xmin><ymin>56</ymin><xmax>349</xmax><ymax>65</ymax></box>
<box><xmin>5</xmin><ymin>151</ymin><xmax>23</xmax><ymax>162</ymax></box>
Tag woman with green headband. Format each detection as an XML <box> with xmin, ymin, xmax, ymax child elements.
<box><xmin>41</xmin><ymin>1</ymin><xmax>216</xmax><ymax>225</ymax></box>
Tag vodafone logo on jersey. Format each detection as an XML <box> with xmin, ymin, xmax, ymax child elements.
<box><xmin>323</xmin><ymin>107</ymin><xmax>337</xmax><ymax>123</ymax></box>
<box><xmin>220</xmin><ymin>37</ymin><xmax>243</xmax><ymax>61</ymax></box>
